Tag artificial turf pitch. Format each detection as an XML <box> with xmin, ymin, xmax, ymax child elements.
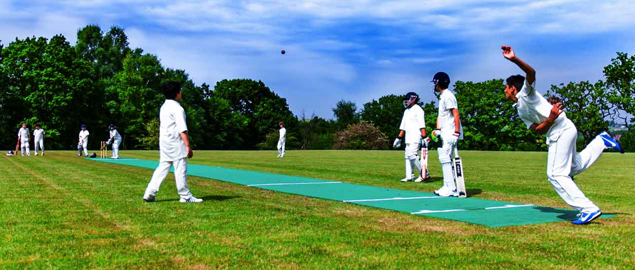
<box><xmin>92</xmin><ymin>158</ymin><xmax>611</xmax><ymax>227</ymax></box>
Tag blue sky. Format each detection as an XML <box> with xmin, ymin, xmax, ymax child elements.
<box><xmin>2</xmin><ymin>0</ymin><xmax>635</xmax><ymax>118</ymax></box>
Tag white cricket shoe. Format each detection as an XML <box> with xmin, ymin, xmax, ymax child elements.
<box><xmin>414</xmin><ymin>176</ymin><xmax>424</xmax><ymax>183</ymax></box>
<box><xmin>143</xmin><ymin>194</ymin><xmax>156</xmax><ymax>202</ymax></box>
<box><xmin>400</xmin><ymin>177</ymin><xmax>414</xmax><ymax>182</ymax></box>
<box><xmin>180</xmin><ymin>196</ymin><xmax>203</xmax><ymax>203</ymax></box>
<box><xmin>434</xmin><ymin>187</ymin><xmax>459</xmax><ymax>197</ymax></box>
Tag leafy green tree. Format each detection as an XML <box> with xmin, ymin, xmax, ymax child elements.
<box><xmin>333</xmin><ymin>121</ymin><xmax>389</xmax><ymax>150</ymax></box>
<box><xmin>213</xmin><ymin>79</ymin><xmax>296</xmax><ymax>149</ymax></box>
<box><xmin>360</xmin><ymin>95</ymin><xmax>405</xmax><ymax>139</ymax></box>
<box><xmin>547</xmin><ymin>81</ymin><xmax>614</xmax><ymax>145</ymax></box>
<box><xmin>454</xmin><ymin>80</ymin><xmax>542</xmax><ymax>151</ymax></box>
<box><xmin>603</xmin><ymin>52</ymin><xmax>635</xmax><ymax>125</ymax></box>
<box><xmin>298</xmin><ymin>111</ymin><xmax>337</xmax><ymax>149</ymax></box>
<box><xmin>107</xmin><ymin>50</ymin><xmax>164</xmax><ymax>148</ymax></box>
<box><xmin>333</xmin><ymin>100</ymin><xmax>359</xmax><ymax>129</ymax></box>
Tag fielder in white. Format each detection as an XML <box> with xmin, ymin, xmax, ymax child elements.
<box><xmin>17</xmin><ymin>123</ymin><xmax>31</xmax><ymax>156</ymax></box>
<box><xmin>107</xmin><ymin>124</ymin><xmax>122</xmax><ymax>159</ymax></box>
<box><xmin>393</xmin><ymin>92</ymin><xmax>429</xmax><ymax>182</ymax></box>
<box><xmin>78</xmin><ymin>124</ymin><xmax>89</xmax><ymax>157</ymax></box>
<box><xmin>431</xmin><ymin>72</ymin><xmax>464</xmax><ymax>197</ymax></box>
<box><xmin>33</xmin><ymin>124</ymin><xmax>45</xmax><ymax>156</ymax></box>
<box><xmin>143</xmin><ymin>81</ymin><xmax>202</xmax><ymax>203</ymax></box>
<box><xmin>501</xmin><ymin>46</ymin><xmax>624</xmax><ymax>225</ymax></box>
<box><xmin>277</xmin><ymin>122</ymin><xmax>286</xmax><ymax>158</ymax></box>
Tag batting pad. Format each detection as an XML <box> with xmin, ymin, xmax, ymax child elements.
<box><xmin>91</xmin><ymin>158</ymin><xmax>614</xmax><ymax>228</ymax></box>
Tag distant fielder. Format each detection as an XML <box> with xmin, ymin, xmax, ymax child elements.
<box><xmin>431</xmin><ymin>72</ymin><xmax>464</xmax><ymax>197</ymax></box>
<box><xmin>78</xmin><ymin>124</ymin><xmax>89</xmax><ymax>157</ymax></box>
<box><xmin>107</xmin><ymin>124</ymin><xmax>122</xmax><ymax>159</ymax></box>
<box><xmin>393</xmin><ymin>92</ymin><xmax>429</xmax><ymax>182</ymax></box>
<box><xmin>143</xmin><ymin>81</ymin><xmax>202</xmax><ymax>203</ymax></box>
<box><xmin>33</xmin><ymin>124</ymin><xmax>45</xmax><ymax>156</ymax></box>
<box><xmin>17</xmin><ymin>123</ymin><xmax>31</xmax><ymax>156</ymax></box>
<box><xmin>501</xmin><ymin>45</ymin><xmax>624</xmax><ymax>225</ymax></box>
<box><xmin>277</xmin><ymin>122</ymin><xmax>286</xmax><ymax>158</ymax></box>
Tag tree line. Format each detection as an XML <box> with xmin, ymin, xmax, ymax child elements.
<box><xmin>1</xmin><ymin>25</ymin><xmax>634</xmax><ymax>152</ymax></box>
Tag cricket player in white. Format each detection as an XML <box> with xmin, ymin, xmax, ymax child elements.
<box><xmin>501</xmin><ymin>46</ymin><xmax>624</xmax><ymax>225</ymax></box>
<box><xmin>78</xmin><ymin>124</ymin><xmax>89</xmax><ymax>157</ymax></box>
<box><xmin>107</xmin><ymin>124</ymin><xmax>122</xmax><ymax>159</ymax></box>
<box><xmin>17</xmin><ymin>123</ymin><xmax>31</xmax><ymax>156</ymax></box>
<box><xmin>33</xmin><ymin>124</ymin><xmax>45</xmax><ymax>156</ymax></box>
<box><xmin>431</xmin><ymin>72</ymin><xmax>463</xmax><ymax>197</ymax></box>
<box><xmin>277</xmin><ymin>122</ymin><xmax>286</xmax><ymax>158</ymax></box>
<box><xmin>393</xmin><ymin>92</ymin><xmax>428</xmax><ymax>182</ymax></box>
<box><xmin>143</xmin><ymin>81</ymin><xmax>202</xmax><ymax>203</ymax></box>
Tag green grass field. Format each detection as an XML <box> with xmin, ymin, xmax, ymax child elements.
<box><xmin>1</xmin><ymin>150</ymin><xmax>634</xmax><ymax>269</ymax></box>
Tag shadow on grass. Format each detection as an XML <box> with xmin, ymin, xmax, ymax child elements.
<box><xmin>155</xmin><ymin>195</ymin><xmax>240</xmax><ymax>203</ymax></box>
<box><xmin>467</xmin><ymin>189</ymin><xmax>482</xmax><ymax>197</ymax></box>
<box><xmin>423</xmin><ymin>177</ymin><xmax>443</xmax><ymax>183</ymax></box>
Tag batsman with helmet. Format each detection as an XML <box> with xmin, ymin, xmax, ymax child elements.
<box><xmin>393</xmin><ymin>92</ymin><xmax>429</xmax><ymax>182</ymax></box>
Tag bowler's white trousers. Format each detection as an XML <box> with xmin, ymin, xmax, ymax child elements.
<box><xmin>277</xmin><ymin>139</ymin><xmax>286</xmax><ymax>156</ymax></box>
<box><xmin>144</xmin><ymin>158</ymin><xmax>193</xmax><ymax>199</ymax></box>
<box><xmin>547</xmin><ymin>126</ymin><xmax>604</xmax><ymax>214</ymax></box>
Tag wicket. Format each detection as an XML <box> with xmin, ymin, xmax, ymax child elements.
<box><xmin>100</xmin><ymin>141</ymin><xmax>107</xmax><ymax>158</ymax></box>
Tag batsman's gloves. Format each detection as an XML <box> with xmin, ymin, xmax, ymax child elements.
<box><xmin>431</xmin><ymin>130</ymin><xmax>441</xmax><ymax>142</ymax></box>
<box><xmin>446</xmin><ymin>132</ymin><xmax>460</xmax><ymax>145</ymax></box>
<box><xmin>422</xmin><ymin>137</ymin><xmax>430</xmax><ymax>147</ymax></box>
<box><xmin>393</xmin><ymin>138</ymin><xmax>402</xmax><ymax>148</ymax></box>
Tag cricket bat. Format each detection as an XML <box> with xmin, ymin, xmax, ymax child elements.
<box><xmin>420</xmin><ymin>146</ymin><xmax>429</xmax><ymax>179</ymax></box>
<box><xmin>453</xmin><ymin>146</ymin><xmax>467</xmax><ymax>198</ymax></box>
<box><xmin>15</xmin><ymin>138</ymin><xmax>20</xmax><ymax>155</ymax></box>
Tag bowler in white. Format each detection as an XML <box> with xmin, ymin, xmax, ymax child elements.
<box><xmin>502</xmin><ymin>45</ymin><xmax>624</xmax><ymax>225</ymax></box>
<box><xmin>143</xmin><ymin>81</ymin><xmax>202</xmax><ymax>203</ymax></box>
<box><xmin>277</xmin><ymin>122</ymin><xmax>286</xmax><ymax>157</ymax></box>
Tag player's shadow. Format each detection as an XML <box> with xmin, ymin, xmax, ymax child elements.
<box><xmin>423</xmin><ymin>177</ymin><xmax>443</xmax><ymax>183</ymax></box>
<box><xmin>156</xmin><ymin>195</ymin><xmax>240</xmax><ymax>203</ymax></box>
<box><xmin>534</xmin><ymin>206</ymin><xmax>580</xmax><ymax>221</ymax></box>
<box><xmin>467</xmin><ymin>189</ymin><xmax>482</xmax><ymax>196</ymax></box>
<box><xmin>535</xmin><ymin>206</ymin><xmax>623</xmax><ymax>221</ymax></box>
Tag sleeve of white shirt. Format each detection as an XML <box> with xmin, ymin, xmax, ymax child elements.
<box><xmin>521</xmin><ymin>117</ymin><xmax>533</xmax><ymax>129</ymax></box>
<box><xmin>399</xmin><ymin>112</ymin><xmax>406</xmax><ymax>131</ymax></box>
<box><xmin>281</xmin><ymin>128</ymin><xmax>286</xmax><ymax>138</ymax></box>
<box><xmin>520</xmin><ymin>80</ymin><xmax>535</xmax><ymax>96</ymax></box>
<box><xmin>175</xmin><ymin>107</ymin><xmax>188</xmax><ymax>134</ymax></box>
<box><xmin>444</xmin><ymin>95</ymin><xmax>458</xmax><ymax>110</ymax></box>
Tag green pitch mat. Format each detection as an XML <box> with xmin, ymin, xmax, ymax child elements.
<box><xmin>91</xmin><ymin>158</ymin><xmax>613</xmax><ymax>227</ymax></box>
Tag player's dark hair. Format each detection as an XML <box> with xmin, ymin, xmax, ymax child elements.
<box><xmin>162</xmin><ymin>81</ymin><xmax>182</xmax><ymax>99</ymax></box>
<box><xmin>279</xmin><ymin>122</ymin><xmax>284</xmax><ymax>126</ymax></box>
<box><xmin>506</xmin><ymin>75</ymin><xmax>525</xmax><ymax>92</ymax></box>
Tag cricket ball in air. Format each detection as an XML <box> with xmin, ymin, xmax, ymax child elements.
<box><xmin>281</xmin><ymin>50</ymin><xmax>286</xmax><ymax>55</ymax></box>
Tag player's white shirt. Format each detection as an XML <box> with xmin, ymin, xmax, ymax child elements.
<box><xmin>399</xmin><ymin>104</ymin><xmax>426</xmax><ymax>143</ymax></box>
<box><xmin>33</xmin><ymin>129</ymin><xmax>45</xmax><ymax>141</ymax></box>
<box><xmin>514</xmin><ymin>80</ymin><xmax>574</xmax><ymax>137</ymax></box>
<box><xmin>79</xmin><ymin>130</ymin><xmax>90</xmax><ymax>141</ymax></box>
<box><xmin>159</xmin><ymin>99</ymin><xmax>188</xmax><ymax>161</ymax></box>
<box><xmin>110</xmin><ymin>129</ymin><xmax>122</xmax><ymax>141</ymax></box>
<box><xmin>18</xmin><ymin>127</ymin><xmax>30</xmax><ymax>141</ymax></box>
<box><xmin>279</xmin><ymin>127</ymin><xmax>286</xmax><ymax>141</ymax></box>
<box><xmin>437</xmin><ymin>90</ymin><xmax>463</xmax><ymax>139</ymax></box>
